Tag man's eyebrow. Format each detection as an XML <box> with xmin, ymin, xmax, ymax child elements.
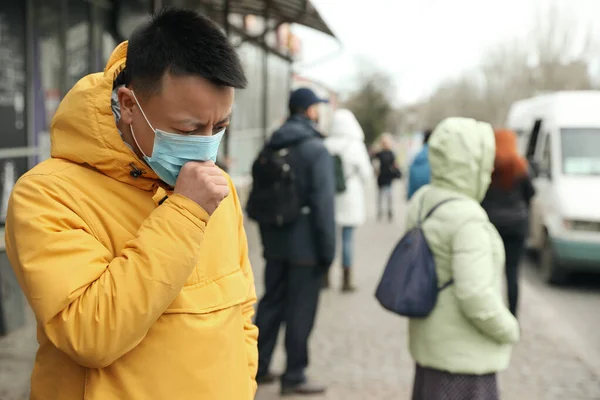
<box><xmin>175</xmin><ymin>113</ymin><xmax>232</xmax><ymax>127</ymax></box>
<box><xmin>216</xmin><ymin>113</ymin><xmax>232</xmax><ymax>125</ymax></box>
<box><xmin>176</xmin><ymin>118</ymin><xmax>203</xmax><ymax>126</ymax></box>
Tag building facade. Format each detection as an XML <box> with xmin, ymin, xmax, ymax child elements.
<box><xmin>0</xmin><ymin>0</ymin><xmax>333</xmax><ymax>336</ymax></box>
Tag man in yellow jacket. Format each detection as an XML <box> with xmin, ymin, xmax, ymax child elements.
<box><xmin>5</xmin><ymin>9</ymin><xmax>258</xmax><ymax>400</ymax></box>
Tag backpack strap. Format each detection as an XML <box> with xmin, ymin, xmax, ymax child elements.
<box><xmin>424</xmin><ymin>198</ymin><xmax>459</xmax><ymax>221</ymax></box>
<box><xmin>417</xmin><ymin>197</ymin><xmax>459</xmax><ymax>226</ymax></box>
<box><xmin>417</xmin><ymin>195</ymin><xmax>459</xmax><ymax>291</ymax></box>
<box><xmin>438</xmin><ymin>278</ymin><xmax>454</xmax><ymax>292</ymax></box>
<box><xmin>336</xmin><ymin>141</ymin><xmax>359</xmax><ymax>181</ymax></box>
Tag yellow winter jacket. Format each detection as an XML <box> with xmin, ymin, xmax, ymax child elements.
<box><xmin>5</xmin><ymin>42</ymin><xmax>258</xmax><ymax>400</ymax></box>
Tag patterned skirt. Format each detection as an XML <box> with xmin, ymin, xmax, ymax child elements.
<box><xmin>412</xmin><ymin>364</ymin><xmax>499</xmax><ymax>400</ymax></box>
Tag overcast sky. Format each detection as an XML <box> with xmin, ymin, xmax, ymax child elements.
<box><xmin>292</xmin><ymin>0</ymin><xmax>600</xmax><ymax>105</ymax></box>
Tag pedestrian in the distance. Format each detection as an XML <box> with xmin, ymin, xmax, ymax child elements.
<box><xmin>250</xmin><ymin>87</ymin><xmax>335</xmax><ymax>396</ymax></box>
<box><xmin>407</xmin><ymin>129</ymin><xmax>432</xmax><ymax>200</ymax></box>
<box><xmin>481</xmin><ymin>129</ymin><xmax>535</xmax><ymax>317</ymax></box>
<box><xmin>324</xmin><ymin>109</ymin><xmax>373</xmax><ymax>292</ymax></box>
<box><xmin>407</xmin><ymin>118</ymin><xmax>520</xmax><ymax>400</ymax></box>
<box><xmin>373</xmin><ymin>133</ymin><xmax>401</xmax><ymax>222</ymax></box>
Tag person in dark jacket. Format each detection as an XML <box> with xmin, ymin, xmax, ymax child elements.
<box><xmin>481</xmin><ymin>129</ymin><xmax>535</xmax><ymax>317</ymax></box>
<box><xmin>254</xmin><ymin>88</ymin><xmax>335</xmax><ymax>395</ymax></box>
<box><xmin>373</xmin><ymin>133</ymin><xmax>400</xmax><ymax>221</ymax></box>
<box><xmin>407</xmin><ymin>129</ymin><xmax>432</xmax><ymax>200</ymax></box>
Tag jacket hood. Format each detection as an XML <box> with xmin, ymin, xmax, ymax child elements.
<box><xmin>50</xmin><ymin>41</ymin><xmax>159</xmax><ymax>191</ymax></box>
<box><xmin>429</xmin><ymin>117</ymin><xmax>495</xmax><ymax>201</ymax></box>
<box><xmin>268</xmin><ymin>115</ymin><xmax>321</xmax><ymax>149</ymax></box>
<box><xmin>329</xmin><ymin>109</ymin><xmax>364</xmax><ymax>140</ymax></box>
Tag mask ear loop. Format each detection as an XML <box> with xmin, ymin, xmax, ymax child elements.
<box><xmin>131</xmin><ymin>90</ymin><xmax>156</xmax><ymax>131</ymax></box>
<box><xmin>130</xmin><ymin>124</ymin><xmax>149</xmax><ymax>158</ymax></box>
<box><xmin>129</xmin><ymin>90</ymin><xmax>155</xmax><ymax>158</ymax></box>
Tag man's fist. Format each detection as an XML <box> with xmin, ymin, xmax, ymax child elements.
<box><xmin>174</xmin><ymin>161</ymin><xmax>230</xmax><ymax>215</ymax></box>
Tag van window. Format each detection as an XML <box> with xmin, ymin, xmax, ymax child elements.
<box><xmin>561</xmin><ymin>128</ymin><xmax>600</xmax><ymax>175</ymax></box>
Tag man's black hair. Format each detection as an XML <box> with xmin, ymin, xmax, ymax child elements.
<box><xmin>125</xmin><ymin>8</ymin><xmax>247</xmax><ymax>95</ymax></box>
<box><xmin>289</xmin><ymin>105</ymin><xmax>308</xmax><ymax>116</ymax></box>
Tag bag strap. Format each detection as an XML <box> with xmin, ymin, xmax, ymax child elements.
<box><xmin>417</xmin><ymin>197</ymin><xmax>459</xmax><ymax>226</ymax></box>
<box><xmin>335</xmin><ymin>141</ymin><xmax>358</xmax><ymax>180</ymax></box>
<box><xmin>438</xmin><ymin>279</ymin><xmax>454</xmax><ymax>292</ymax></box>
<box><xmin>417</xmin><ymin>195</ymin><xmax>459</xmax><ymax>290</ymax></box>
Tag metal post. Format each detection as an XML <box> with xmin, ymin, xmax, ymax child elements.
<box><xmin>222</xmin><ymin>0</ymin><xmax>231</xmax><ymax>161</ymax></box>
<box><xmin>60</xmin><ymin>0</ymin><xmax>68</xmax><ymax>95</ymax></box>
<box><xmin>25</xmin><ymin>0</ymin><xmax>35</xmax><ymax>169</ymax></box>
<box><xmin>223</xmin><ymin>0</ymin><xmax>230</xmax><ymax>36</ymax></box>
<box><xmin>89</xmin><ymin>2</ymin><xmax>98</xmax><ymax>72</ymax></box>
<box><xmin>261</xmin><ymin>1</ymin><xmax>270</xmax><ymax>143</ymax></box>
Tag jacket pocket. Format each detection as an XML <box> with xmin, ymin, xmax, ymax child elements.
<box><xmin>164</xmin><ymin>268</ymin><xmax>248</xmax><ymax>314</ymax></box>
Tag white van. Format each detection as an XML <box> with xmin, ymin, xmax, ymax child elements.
<box><xmin>506</xmin><ymin>91</ymin><xmax>600</xmax><ymax>284</ymax></box>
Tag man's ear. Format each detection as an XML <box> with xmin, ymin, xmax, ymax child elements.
<box><xmin>307</xmin><ymin>104</ymin><xmax>319</xmax><ymax>120</ymax></box>
<box><xmin>117</xmin><ymin>87</ymin><xmax>135</xmax><ymax>125</ymax></box>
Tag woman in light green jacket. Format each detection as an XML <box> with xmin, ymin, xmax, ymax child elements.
<box><xmin>407</xmin><ymin>118</ymin><xmax>520</xmax><ymax>400</ymax></box>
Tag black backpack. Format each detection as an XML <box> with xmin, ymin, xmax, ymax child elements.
<box><xmin>375</xmin><ymin>197</ymin><xmax>457</xmax><ymax>318</ymax></box>
<box><xmin>246</xmin><ymin>140</ymin><xmax>306</xmax><ymax>227</ymax></box>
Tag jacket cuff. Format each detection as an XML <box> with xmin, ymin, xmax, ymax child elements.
<box><xmin>164</xmin><ymin>194</ymin><xmax>210</xmax><ymax>229</ymax></box>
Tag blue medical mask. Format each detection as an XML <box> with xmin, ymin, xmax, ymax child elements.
<box><xmin>129</xmin><ymin>91</ymin><xmax>225</xmax><ymax>186</ymax></box>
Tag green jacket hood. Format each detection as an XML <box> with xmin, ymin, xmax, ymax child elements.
<box><xmin>428</xmin><ymin>117</ymin><xmax>495</xmax><ymax>201</ymax></box>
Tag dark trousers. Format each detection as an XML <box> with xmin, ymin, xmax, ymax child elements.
<box><xmin>500</xmin><ymin>233</ymin><xmax>526</xmax><ymax>317</ymax></box>
<box><xmin>255</xmin><ymin>259</ymin><xmax>322</xmax><ymax>385</ymax></box>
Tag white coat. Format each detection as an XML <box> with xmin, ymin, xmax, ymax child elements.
<box><xmin>325</xmin><ymin>109</ymin><xmax>373</xmax><ymax>227</ymax></box>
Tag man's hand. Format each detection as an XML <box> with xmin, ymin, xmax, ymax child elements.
<box><xmin>174</xmin><ymin>161</ymin><xmax>230</xmax><ymax>215</ymax></box>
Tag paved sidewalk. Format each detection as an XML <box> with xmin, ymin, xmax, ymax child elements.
<box><xmin>252</xmin><ymin>185</ymin><xmax>600</xmax><ymax>400</ymax></box>
<box><xmin>1</xmin><ymin>184</ymin><xmax>600</xmax><ymax>399</ymax></box>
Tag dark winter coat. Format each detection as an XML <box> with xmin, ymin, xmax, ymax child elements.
<box><xmin>481</xmin><ymin>175</ymin><xmax>536</xmax><ymax>237</ymax></box>
<box><xmin>258</xmin><ymin>115</ymin><xmax>336</xmax><ymax>267</ymax></box>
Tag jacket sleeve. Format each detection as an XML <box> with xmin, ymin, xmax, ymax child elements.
<box><xmin>5</xmin><ymin>175</ymin><xmax>209</xmax><ymax>368</ymax></box>
<box><xmin>308</xmin><ymin>145</ymin><xmax>336</xmax><ymax>267</ymax></box>
<box><xmin>230</xmin><ymin>180</ymin><xmax>259</xmax><ymax>395</ymax></box>
<box><xmin>451</xmin><ymin>220</ymin><xmax>520</xmax><ymax>345</ymax></box>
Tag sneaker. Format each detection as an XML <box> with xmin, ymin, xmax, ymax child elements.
<box><xmin>281</xmin><ymin>379</ymin><xmax>327</xmax><ymax>396</ymax></box>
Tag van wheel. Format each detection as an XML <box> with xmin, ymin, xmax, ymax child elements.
<box><xmin>540</xmin><ymin>233</ymin><xmax>567</xmax><ymax>285</ymax></box>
